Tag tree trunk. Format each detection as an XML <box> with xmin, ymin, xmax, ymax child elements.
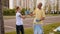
<box><xmin>0</xmin><ymin>0</ymin><xmax>5</xmax><ymax>34</ymax></box>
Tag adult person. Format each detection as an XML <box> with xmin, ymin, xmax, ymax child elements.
<box><xmin>30</xmin><ymin>3</ymin><xmax>46</xmax><ymax>34</ymax></box>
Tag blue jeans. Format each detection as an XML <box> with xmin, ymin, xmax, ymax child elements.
<box><xmin>34</xmin><ymin>24</ymin><xmax>43</xmax><ymax>34</ymax></box>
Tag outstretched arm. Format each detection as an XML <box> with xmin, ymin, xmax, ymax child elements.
<box><xmin>29</xmin><ymin>9</ymin><xmax>36</xmax><ymax>16</ymax></box>
<box><xmin>19</xmin><ymin>14</ymin><xmax>25</xmax><ymax>19</ymax></box>
<box><xmin>29</xmin><ymin>12</ymin><xmax>35</xmax><ymax>16</ymax></box>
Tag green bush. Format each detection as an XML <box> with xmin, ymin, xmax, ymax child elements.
<box><xmin>9</xmin><ymin>9</ymin><xmax>15</xmax><ymax>15</ymax></box>
<box><xmin>3</xmin><ymin>8</ymin><xmax>27</xmax><ymax>16</ymax></box>
<box><xmin>54</xmin><ymin>30</ymin><xmax>60</xmax><ymax>34</ymax></box>
<box><xmin>21</xmin><ymin>8</ymin><xmax>26</xmax><ymax>15</ymax></box>
<box><xmin>3</xmin><ymin>9</ymin><xmax>15</xmax><ymax>16</ymax></box>
<box><xmin>3</xmin><ymin>9</ymin><xmax>9</xmax><ymax>15</ymax></box>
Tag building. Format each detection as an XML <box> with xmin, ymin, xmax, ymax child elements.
<box><xmin>13</xmin><ymin>0</ymin><xmax>17</xmax><ymax>8</ymax></box>
<box><xmin>45</xmin><ymin>0</ymin><xmax>60</xmax><ymax>13</ymax></box>
<box><xmin>3</xmin><ymin>0</ymin><xmax>9</xmax><ymax>8</ymax></box>
<box><xmin>58</xmin><ymin>0</ymin><xmax>60</xmax><ymax>11</ymax></box>
<box><xmin>4</xmin><ymin>0</ymin><xmax>60</xmax><ymax>12</ymax></box>
<box><xmin>9</xmin><ymin>0</ymin><xmax>14</xmax><ymax>9</ymax></box>
<box><xmin>9</xmin><ymin>0</ymin><xmax>34</xmax><ymax>9</ymax></box>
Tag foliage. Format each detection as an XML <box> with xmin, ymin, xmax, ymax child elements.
<box><xmin>21</xmin><ymin>8</ymin><xmax>26</xmax><ymax>15</ymax></box>
<box><xmin>3</xmin><ymin>8</ymin><xmax>27</xmax><ymax>16</ymax></box>
<box><xmin>3</xmin><ymin>9</ymin><xmax>15</xmax><ymax>16</ymax></box>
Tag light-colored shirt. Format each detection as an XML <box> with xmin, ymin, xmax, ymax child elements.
<box><xmin>33</xmin><ymin>8</ymin><xmax>45</xmax><ymax>24</ymax></box>
<box><xmin>16</xmin><ymin>12</ymin><xmax>23</xmax><ymax>25</ymax></box>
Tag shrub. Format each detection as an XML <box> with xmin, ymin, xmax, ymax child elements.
<box><xmin>21</xmin><ymin>8</ymin><xmax>26</xmax><ymax>15</ymax></box>
<box><xmin>3</xmin><ymin>8</ymin><xmax>28</xmax><ymax>16</ymax></box>
<box><xmin>3</xmin><ymin>9</ymin><xmax>15</xmax><ymax>16</ymax></box>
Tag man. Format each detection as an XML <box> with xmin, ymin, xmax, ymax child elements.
<box><xmin>30</xmin><ymin>3</ymin><xmax>45</xmax><ymax>34</ymax></box>
<box><xmin>16</xmin><ymin>7</ymin><xmax>25</xmax><ymax>34</ymax></box>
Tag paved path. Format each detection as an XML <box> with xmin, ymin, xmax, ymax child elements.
<box><xmin>4</xmin><ymin>16</ymin><xmax>60</xmax><ymax>32</ymax></box>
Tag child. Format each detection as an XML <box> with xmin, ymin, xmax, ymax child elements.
<box><xmin>16</xmin><ymin>7</ymin><xmax>25</xmax><ymax>34</ymax></box>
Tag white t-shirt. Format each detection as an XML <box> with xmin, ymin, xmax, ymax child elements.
<box><xmin>16</xmin><ymin>12</ymin><xmax>23</xmax><ymax>25</ymax></box>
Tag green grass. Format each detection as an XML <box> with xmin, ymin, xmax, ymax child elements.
<box><xmin>43</xmin><ymin>22</ymin><xmax>60</xmax><ymax>34</ymax></box>
<box><xmin>46</xmin><ymin>14</ymin><xmax>60</xmax><ymax>16</ymax></box>
<box><xmin>5</xmin><ymin>28</ymin><xmax>33</xmax><ymax>34</ymax></box>
<box><xmin>3</xmin><ymin>16</ymin><xmax>15</xmax><ymax>19</ymax></box>
<box><xmin>5</xmin><ymin>22</ymin><xmax>60</xmax><ymax>34</ymax></box>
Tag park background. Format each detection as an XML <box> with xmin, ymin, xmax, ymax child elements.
<box><xmin>1</xmin><ymin>0</ymin><xmax>60</xmax><ymax>34</ymax></box>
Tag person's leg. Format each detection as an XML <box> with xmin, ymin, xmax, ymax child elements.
<box><xmin>38</xmin><ymin>25</ymin><xmax>43</xmax><ymax>34</ymax></box>
<box><xmin>16</xmin><ymin>25</ymin><xmax>20</xmax><ymax>34</ymax></box>
<box><xmin>34</xmin><ymin>24</ymin><xmax>38</xmax><ymax>34</ymax></box>
<box><xmin>20</xmin><ymin>25</ymin><xmax>24</xmax><ymax>34</ymax></box>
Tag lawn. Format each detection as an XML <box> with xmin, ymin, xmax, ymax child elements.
<box><xmin>46</xmin><ymin>14</ymin><xmax>60</xmax><ymax>16</ymax></box>
<box><xmin>43</xmin><ymin>22</ymin><xmax>60</xmax><ymax>34</ymax></box>
<box><xmin>3</xmin><ymin>16</ymin><xmax>15</xmax><ymax>19</ymax></box>
<box><xmin>5</xmin><ymin>28</ymin><xmax>33</xmax><ymax>34</ymax></box>
<box><xmin>3</xmin><ymin>14</ymin><xmax>60</xmax><ymax>19</ymax></box>
<box><xmin>5</xmin><ymin>22</ymin><xmax>60</xmax><ymax>34</ymax></box>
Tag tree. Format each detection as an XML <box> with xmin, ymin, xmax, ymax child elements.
<box><xmin>0</xmin><ymin>0</ymin><xmax>5</xmax><ymax>34</ymax></box>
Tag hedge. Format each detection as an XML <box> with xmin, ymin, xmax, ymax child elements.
<box><xmin>3</xmin><ymin>8</ymin><xmax>26</xmax><ymax>16</ymax></box>
<box><xmin>3</xmin><ymin>9</ymin><xmax>16</xmax><ymax>16</ymax></box>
